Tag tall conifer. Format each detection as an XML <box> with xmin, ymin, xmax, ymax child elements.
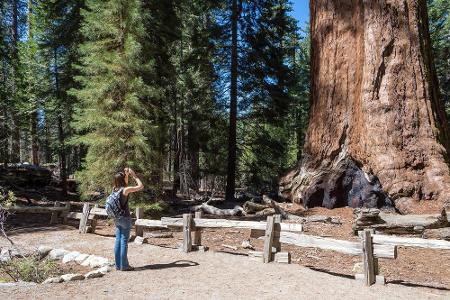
<box><xmin>71</xmin><ymin>0</ymin><xmax>158</xmax><ymax>195</ymax></box>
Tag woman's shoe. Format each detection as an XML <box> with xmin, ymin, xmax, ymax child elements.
<box><xmin>121</xmin><ymin>266</ymin><xmax>135</xmax><ymax>271</ymax></box>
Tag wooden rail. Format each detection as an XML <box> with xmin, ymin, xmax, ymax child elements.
<box><xmin>279</xmin><ymin>232</ymin><xmax>396</xmax><ymax>259</ymax></box>
<box><xmin>6</xmin><ymin>206</ymin><xmax>69</xmax><ymax>213</ymax></box>
<box><xmin>159</xmin><ymin>217</ymin><xmax>303</xmax><ymax>232</ymax></box>
<box><xmin>372</xmin><ymin>234</ymin><xmax>450</xmax><ymax>250</ymax></box>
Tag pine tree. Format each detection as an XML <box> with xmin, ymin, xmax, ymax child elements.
<box><xmin>37</xmin><ymin>0</ymin><xmax>84</xmax><ymax>193</ymax></box>
<box><xmin>239</xmin><ymin>0</ymin><xmax>300</xmax><ymax>189</ymax></box>
<box><xmin>71</xmin><ymin>0</ymin><xmax>159</xmax><ymax>196</ymax></box>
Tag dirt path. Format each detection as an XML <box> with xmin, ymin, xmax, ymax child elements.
<box><xmin>1</xmin><ymin>227</ymin><xmax>449</xmax><ymax>300</ymax></box>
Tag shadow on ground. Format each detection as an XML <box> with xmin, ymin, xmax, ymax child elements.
<box><xmin>305</xmin><ymin>265</ymin><xmax>355</xmax><ymax>280</ymax></box>
<box><xmin>134</xmin><ymin>260</ymin><xmax>199</xmax><ymax>271</ymax></box>
<box><xmin>307</xmin><ymin>265</ymin><xmax>450</xmax><ymax>291</ymax></box>
<box><xmin>388</xmin><ymin>279</ymin><xmax>450</xmax><ymax>291</ymax></box>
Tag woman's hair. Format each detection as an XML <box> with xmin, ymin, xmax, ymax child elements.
<box><xmin>114</xmin><ymin>172</ymin><xmax>126</xmax><ymax>189</ymax></box>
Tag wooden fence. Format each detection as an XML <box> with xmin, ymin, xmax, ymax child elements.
<box><xmin>7</xmin><ymin>205</ymin><xmax>450</xmax><ymax>287</ymax></box>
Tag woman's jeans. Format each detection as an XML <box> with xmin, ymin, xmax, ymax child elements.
<box><xmin>114</xmin><ymin>216</ymin><xmax>131</xmax><ymax>270</ymax></box>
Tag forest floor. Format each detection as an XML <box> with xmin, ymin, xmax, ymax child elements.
<box><xmin>1</xmin><ymin>187</ymin><xmax>450</xmax><ymax>298</ymax></box>
<box><xmin>0</xmin><ymin>223</ymin><xmax>449</xmax><ymax>300</ymax></box>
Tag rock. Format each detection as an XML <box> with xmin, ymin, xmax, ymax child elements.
<box><xmin>352</xmin><ymin>262</ymin><xmax>363</xmax><ymax>274</ymax></box>
<box><xmin>48</xmin><ymin>249</ymin><xmax>69</xmax><ymax>260</ymax></box>
<box><xmin>62</xmin><ymin>251</ymin><xmax>81</xmax><ymax>264</ymax></box>
<box><xmin>74</xmin><ymin>253</ymin><xmax>90</xmax><ymax>264</ymax></box>
<box><xmin>61</xmin><ymin>273</ymin><xmax>85</xmax><ymax>282</ymax></box>
<box><xmin>43</xmin><ymin>276</ymin><xmax>63</xmax><ymax>284</ymax></box>
<box><xmin>198</xmin><ymin>245</ymin><xmax>208</xmax><ymax>252</ymax></box>
<box><xmin>37</xmin><ymin>245</ymin><xmax>52</xmax><ymax>258</ymax></box>
<box><xmin>241</xmin><ymin>239</ymin><xmax>255</xmax><ymax>250</ymax></box>
<box><xmin>98</xmin><ymin>265</ymin><xmax>112</xmax><ymax>274</ymax></box>
<box><xmin>82</xmin><ymin>255</ymin><xmax>110</xmax><ymax>268</ymax></box>
<box><xmin>413</xmin><ymin>226</ymin><xmax>425</xmax><ymax>233</ymax></box>
<box><xmin>134</xmin><ymin>236</ymin><xmax>147</xmax><ymax>245</ymax></box>
<box><xmin>84</xmin><ymin>269</ymin><xmax>105</xmax><ymax>279</ymax></box>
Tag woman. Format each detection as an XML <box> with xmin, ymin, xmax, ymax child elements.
<box><xmin>113</xmin><ymin>167</ymin><xmax>144</xmax><ymax>271</ymax></box>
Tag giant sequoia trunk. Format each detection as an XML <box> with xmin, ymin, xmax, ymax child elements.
<box><xmin>280</xmin><ymin>0</ymin><xmax>450</xmax><ymax>214</ymax></box>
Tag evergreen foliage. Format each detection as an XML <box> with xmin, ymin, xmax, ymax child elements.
<box><xmin>0</xmin><ymin>0</ymin><xmax>448</xmax><ymax>199</ymax></box>
<box><xmin>71</xmin><ymin>0</ymin><xmax>159</xmax><ymax>195</ymax></box>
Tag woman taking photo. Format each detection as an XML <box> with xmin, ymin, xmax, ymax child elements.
<box><xmin>112</xmin><ymin>167</ymin><xmax>143</xmax><ymax>271</ymax></box>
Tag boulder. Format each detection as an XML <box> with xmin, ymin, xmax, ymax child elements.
<box><xmin>43</xmin><ymin>276</ymin><xmax>63</xmax><ymax>284</ymax></box>
<box><xmin>48</xmin><ymin>249</ymin><xmax>69</xmax><ymax>260</ymax></box>
<box><xmin>61</xmin><ymin>273</ymin><xmax>85</xmax><ymax>282</ymax></box>
<box><xmin>62</xmin><ymin>251</ymin><xmax>81</xmax><ymax>264</ymax></box>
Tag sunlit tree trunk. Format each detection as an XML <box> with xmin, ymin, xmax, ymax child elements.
<box><xmin>280</xmin><ymin>0</ymin><xmax>450</xmax><ymax>214</ymax></box>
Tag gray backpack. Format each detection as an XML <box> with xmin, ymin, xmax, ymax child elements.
<box><xmin>105</xmin><ymin>188</ymin><xmax>124</xmax><ymax>218</ymax></box>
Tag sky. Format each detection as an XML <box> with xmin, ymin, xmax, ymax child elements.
<box><xmin>291</xmin><ymin>0</ymin><xmax>309</xmax><ymax>29</ymax></box>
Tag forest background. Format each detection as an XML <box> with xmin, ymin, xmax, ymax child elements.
<box><xmin>0</xmin><ymin>0</ymin><xmax>448</xmax><ymax>202</ymax></box>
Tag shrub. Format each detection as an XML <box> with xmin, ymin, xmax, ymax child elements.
<box><xmin>1</xmin><ymin>256</ymin><xmax>60</xmax><ymax>283</ymax></box>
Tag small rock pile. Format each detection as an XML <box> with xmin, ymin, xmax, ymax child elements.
<box><xmin>39</xmin><ymin>246</ymin><xmax>113</xmax><ymax>284</ymax></box>
<box><xmin>0</xmin><ymin>245</ymin><xmax>113</xmax><ymax>285</ymax></box>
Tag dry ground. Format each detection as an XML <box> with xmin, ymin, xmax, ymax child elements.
<box><xmin>1</xmin><ymin>220</ymin><xmax>449</xmax><ymax>299</ymax></box>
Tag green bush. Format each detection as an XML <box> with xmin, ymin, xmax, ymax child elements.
<box><xmin>1</xmin><ymin>256</ymin><xmax>59</xmax><ymax>283</ymax></box>
<box><xmin>0</xmin><ymin>191</ymin><xmax>16</xmax><ymax>207</ymax></box>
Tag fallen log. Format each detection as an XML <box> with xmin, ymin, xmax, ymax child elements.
<box><xmin>193</xmin><ymin>200</ymin><xmax>244</xmax><ymax>216</ymax></box>
<box><xmin>243</xmin><ymin>201</ymin><xmax>269</xmax><ymax>214</ymax></box>
<box><xmin>422</xmin><ymin>228</ymin><xmax>450</xmax><ymax>241</ymax></box>
<box><xmin>0</xmin><ymin>164</ymin><xmax>52</xmax><ymax>186</ymax></box>
<box><xmin>353</xmin><ymin>209</ymin><xmax>448</xmax><ymax>234</ymax></box>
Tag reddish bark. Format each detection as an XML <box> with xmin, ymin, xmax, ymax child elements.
<box><xmin>280</xmin><ymin>0</ymin><xmax>450</xmax><ymax>214</ymax></box>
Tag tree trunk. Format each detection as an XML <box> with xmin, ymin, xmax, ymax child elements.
<box><xmin>9</xmin><ymin>0</ymin><xmax>20</xmax><ymax>163</ymax></box>
<box><xmin>280</xmin><ymin>0</ymin><xmax>450</xmax><ymax>214</ymax></box>
<box><xmin>30</xmin><ymin>110</ymin><xmax>39</xmax><ymax>165</ymax></box>
<box><xmin>225</xmin><ymin>0</ymin><xmax>239</xmax><ymax>202</ymax></box>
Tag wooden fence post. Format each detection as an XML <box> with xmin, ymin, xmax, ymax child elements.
<box><xmin>79</xmin><ymin>203</ymin><xmax>90</xmax><ymax>234</ymax></box>
<box><xmin>63</xmin><ymin>202</ymin><xmax>71</xmax><ymax>224</ymax></box>
<box><xmin>362</xmin><ymin>229</ymin><xmax>376</xmax><ymax>286</ymax></box>
<box><xmin>90</xmin><ymin>204</ymin><xmax>99</xmax><ymax>233</ymax></box>
<box><xmin>135</xmin><ymin>207</ymin><xmax>144</xmax><ymax>237</ymax></box>
<box><xmin>273</xmin><ymin>214</ymin><xmax>281</xmax><ymax>252</ymax></box>
<box><xmin>183</xmin><ymin>213</ymin><xmax>193</xmax><ymax>253</ymax></box>
<box><xmin>50</xmin><ymin>202</ymin><xmax>61</xmax><ymax>224</ymax></box>
<box><xmin>263</xmin><ymin>215</ymin><xmax>275</xmax><ymax>263</ymax></box>
<box><xmin>193</xmin><ymin>211</ymin><xmax>203</xmax><ymax>246</ymax></box>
